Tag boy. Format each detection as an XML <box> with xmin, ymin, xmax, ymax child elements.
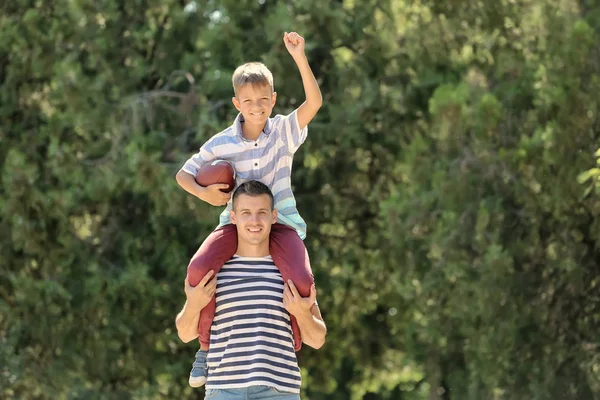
<box><xmin>176</xmin><ymin>32</ymin><xmax>322</xmax><ymax>388</ymax></box>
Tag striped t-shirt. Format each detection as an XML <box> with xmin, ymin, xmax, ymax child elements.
<box><xmin>180</xmin><ymin>111</ymin><xmax>308</xmax><ymax>239</ymax></box>
<box><xmin>205</xmin><ymin>255</ymin><xmax>302</xmax><ymax>393</ymax></box>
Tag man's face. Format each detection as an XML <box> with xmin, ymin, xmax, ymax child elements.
<box><xmin>232</xmin><ymin>83</ymin><xmax>277</xmax><ymax>126</ymax></box>
<box><xmin>230</xmin><ymin>193</ymin><xmax>277</xmax><ymax>246</ymax></box>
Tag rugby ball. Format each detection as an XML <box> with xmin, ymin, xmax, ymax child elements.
<box><xmin>195</xmin><ymin>160</ymin><xmax>236</xmax><ymax>193</ymax></box>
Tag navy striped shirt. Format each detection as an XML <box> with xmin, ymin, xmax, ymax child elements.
<box><xmin>206</xmin><ymin>256</ymin><xmax>301</xmax><ymax>393</ymax></box>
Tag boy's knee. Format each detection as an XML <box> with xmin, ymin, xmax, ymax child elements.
<box><xmin>291</xmin><ymin>269</ymin><xmax>314</xmax><ymax>296</ymax></box>
<box><xmin>187</xmin><ymin>255</ymin><xmax>214</xmax><ymax>286</ymax></box>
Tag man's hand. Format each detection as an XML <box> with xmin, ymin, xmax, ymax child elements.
<box><xmin>175</xmin><ymin>270</ymin><xmax>217</xmax><ymax>343</ymax></box>
<box><xmin>283</xmin><ymin>32</ymin><xmax>305</xmax><ymax>59</ymax></box>
<box><xmin>185</xmin><ymin>270</ymin><xmax>217</xmax><ymax>311</ymax></box>
<box><xmin>283</xmin><ymin>280</ymin><xmax>316</xmax><ymax>318</ymax></box>
<box><xmin>200</xmin><ymin>184</ymin><xmax>231</xmax><ymax>206</ymax></box>
<box><xmin>283</xmin><ymin>280</ymin><xmax>326</xmax><ymax>349</ymax></box>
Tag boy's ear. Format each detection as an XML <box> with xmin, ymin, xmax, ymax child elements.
<box><xmin>232</xmin><ymin>97</ymin><xmax>242</xmax><ymax>112</ymax></box>
<box><xmin>271</xmin><ymin>208</ymin><xmax>278</xmax><ymax>224</ymax></box>
<box><xmin>230</xmin><ymin>210</ymin><xmax>237</xmax><ymax>224</ymax></box>
<box><xmin>271</xmin><ymin>92</ymin><xmax>277</xmax><ymax>107</ymax></box>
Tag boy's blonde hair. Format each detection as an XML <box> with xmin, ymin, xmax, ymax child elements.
<box><xmin>232</xmin><ymin>62</ymin><xmax>274</xmax><ymax>95</ymax></box>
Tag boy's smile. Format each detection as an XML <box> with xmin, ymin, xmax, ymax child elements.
<box><xmin>232</xmin><ymin>83</ymin><xmax>277</xmax><ymax>135</ymax></box>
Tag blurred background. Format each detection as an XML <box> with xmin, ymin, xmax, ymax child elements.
<box><xmin>2</xmin><ymin>0</ymin><xmax>600</xmax><ymax>399</ymax></box>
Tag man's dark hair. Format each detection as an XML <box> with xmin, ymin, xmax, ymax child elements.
<box><xmin>232</xmin><ymin>180</ymin><xmax>274</xmax><ymax>210</ymax></box>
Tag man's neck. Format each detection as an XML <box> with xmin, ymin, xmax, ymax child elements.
<box><xmin>235</xmin><ymin>242</ymin><xmax>270</xmax><ymax>258</ymax></box>
<box><xmin>241</xmin><ymin>121</ymin><xmax>264</xmax><ymax>141</ymax></box>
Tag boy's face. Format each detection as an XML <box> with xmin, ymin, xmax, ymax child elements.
<box><xmin>230</xmin><ymin>193</ymin><xmax>277</xmax><ymax>247</ymax></box>
<box><xmin>232</xmin><ymin>83</ymin><xmax>277</xmax><ymax>126</ymax></box>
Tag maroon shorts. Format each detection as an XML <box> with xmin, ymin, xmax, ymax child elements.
<box><xmin>186</xmin><ymin>223</ymin><xmax>314</xmax><ymax>351</ymax></box>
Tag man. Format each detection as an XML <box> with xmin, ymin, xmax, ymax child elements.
<box><xmin>176</xmin><ymin>180</ymin><xmax>327</xmax><ymax>399</ymax></box>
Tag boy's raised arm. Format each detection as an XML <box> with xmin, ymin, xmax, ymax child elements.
<box><xmin>283</xmin><ymin>32</ymin><xmax>323</xmax><ymax>131</ymax></box>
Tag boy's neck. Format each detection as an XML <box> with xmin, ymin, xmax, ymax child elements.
<box><xmin>241</xmin><ymin>120</ymin><xmax>265</xmax><ymax>141</ymax></box>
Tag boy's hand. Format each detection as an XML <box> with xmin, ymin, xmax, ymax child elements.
<box><xmin>282</xmin><ymin>31</ymin><xmax>322</xmax><ymax>130</ymax></box>
<box><xmin>184</xmin><ymin>271</ymin><xmax>217</xmax><ymax>312</ymax></box>
<box><xmin>283</xmin><ymin>32</ymin><xmax>305</xmax><ymax>58</ymax></box>
<box><xmin>200</xmin><ymin>183</ymin><xmax>231</xmax><ymax>206</ymax></box>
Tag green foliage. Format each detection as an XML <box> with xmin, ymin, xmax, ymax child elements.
<box><xmin>1</xmin><ymin>0</ymin><xmax>600</xmax><ymax>399</ymax></box>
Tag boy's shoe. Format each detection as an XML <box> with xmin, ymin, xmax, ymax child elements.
<box><xmin>189</xmin><ymin>348</ymin><xmax>208</xmax><ymax>388</ymax></box>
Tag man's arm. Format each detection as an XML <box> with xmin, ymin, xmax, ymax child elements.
<box><xmin>283</xmin><ymin>32</ymin><xmax>323</xmax><ymax>130</ymax></box>
<box><xmin>175</xmin><ymin>272</ymin><xmax>217</xmax><ymax>343</ymax></box>
<box><xmin>295</xmin><ymin>302</ymin><xmax>327</xmax><ymax>349</ymax></box>
<box><xmin>176</xmin><ymin>299</ymin><xmax>203</xmax><ymax>343</ymax></box>
<box><xmin>283</xmin><ymin>281</ymin><xmax>327</xmax><ymax>349</ymax></box>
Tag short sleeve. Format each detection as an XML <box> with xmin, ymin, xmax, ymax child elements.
<box><xmin>274</xmin><ymin>109</ymin><xmax>308</xmax><ymax>154</ymax></box>
<box><xmin>179</xmin><ymin>141</ymin><xmax>217</xmax><ymax>177</ymax></box>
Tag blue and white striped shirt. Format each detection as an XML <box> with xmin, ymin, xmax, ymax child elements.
<box><xmin>206</xmin><ymin>255</ymin><xmax>301</xmax><ymax>393</ymax></box>
<box><xmin>180</xmin><ymin>111</ymin><xmax>308</xmax><ymax>239</ymax></box>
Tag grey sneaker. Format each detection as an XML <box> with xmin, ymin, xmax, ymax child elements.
<box><xmin>189</xmin><ymin>348</ymin><xmax>208</xmax><ymax>388</ymax></box>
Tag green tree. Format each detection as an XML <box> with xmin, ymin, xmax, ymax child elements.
<box><xmin>2</xmin><ymin>0</ymin><xmax>600</xmax><ymax>399</ymax></box>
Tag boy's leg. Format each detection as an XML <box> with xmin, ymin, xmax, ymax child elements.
<box><xmin>269</xmin><ymin>223</ymin><xmax>315</xmax><ymax>352</ymax></box>
<box><xmin>187</xmin><ymin>224</ymin><xmax>238</xmax><ymax>348</ymax></box>
<box><xmin>189</xmin><ymin>347</ymin><xmax>209</xmax><ymax>388</ymax></box>
<box><xmin>187</xmin><ymin>224</ymin><xmax>237</xmax><ymax>388</ymax></box>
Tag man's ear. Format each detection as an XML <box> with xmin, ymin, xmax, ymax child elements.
<box><xmin>232</xmin><ymin>97</ymin><xmax>242</xmax><ymax>112</ymax></box>
<box><xmin>230</xmin><ymin>210</ymin><xmax>237</xmax><ymax>224</ymax></box>
<box><xmin>272</xmin><ymin>208</ymin><xmax>278</xmax><ymax>224</ymax></box>
<box><xmin>271</xmin><ymin>92</ymin><xmax>277</xmax><ymax>107</ymax></box>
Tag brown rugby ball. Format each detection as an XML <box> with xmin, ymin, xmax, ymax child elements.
<box><xmin>195</xmin><ymin>160</ymin><xmax>236</xmax><ymax>193</ymax></box>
